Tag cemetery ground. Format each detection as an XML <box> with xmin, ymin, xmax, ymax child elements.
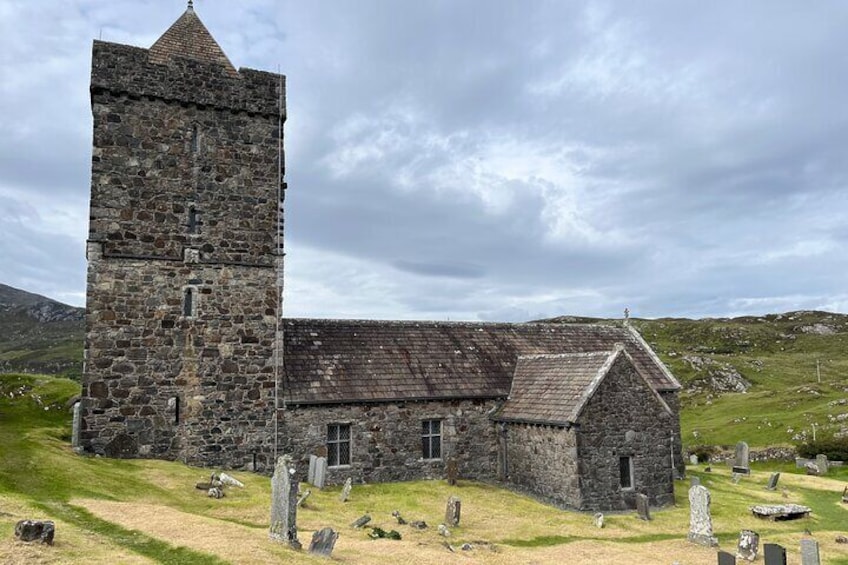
<box><xmin>2</xmin><ymin>374</ymin><xmax>848</xmax><ymax>564</ymax></box>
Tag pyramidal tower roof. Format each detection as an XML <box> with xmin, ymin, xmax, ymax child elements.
<box><xmin>148</xmin><ymin>1</ymin><xmax>238</xmax><ymax>76</ymax></box>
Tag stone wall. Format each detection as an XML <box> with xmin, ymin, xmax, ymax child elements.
<box><xmin>660</xmin><ymin>391</ymin><xmax>685</xmax><ymax>477</ymax></box>
<box><xmin>576</xmin><ymin>354</ymin><xmax>676</xmax><ymax>511</ymax></box>
<box><xmin>279</xmin><ymin>399</ymin><xmax>500</xmax><ymax>484</ymax></box>
<box><xmin>82</xmin><ymin>39</ymin><xmax>284</xmax><ymax>471</ymax></box>
<box><xmin>502</xmin><ymin>423</ymin><xmax>581</xmax><ymax>508</ymax></box>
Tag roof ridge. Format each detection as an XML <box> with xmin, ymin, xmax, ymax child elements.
<box><xmin>282</xmin><ymin>317</ymin><xmax>627</xmax><ymax>329</ymax></box>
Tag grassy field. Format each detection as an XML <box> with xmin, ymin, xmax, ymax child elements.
<box><xmin>2</xmin><ymin>373</ymin><xmax>848</xmax><ymax>564</ymax></box>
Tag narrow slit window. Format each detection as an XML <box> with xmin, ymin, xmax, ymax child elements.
<box><xmin>191</xmin><ymin>124</ymin><xmax>199</xmax><ymax>153</ymax></box>
<box><xmin>619</xmin><ymin>456</ymin><xmax>634</xmax><ymax>490</ymax></box>
<box><xmin>188</xmin><ymin>206</ymin><xmax>200</xmax><ymax>234</ymax></box>
<box><xmin>183</xmin><ymin>288</ymin><xmax>194</xmax><ymax>317</ymax></box>
<box><xmin>174</xmin><ymin>396</ymin><xmax>180</xmax><ymax>425</ymax></box>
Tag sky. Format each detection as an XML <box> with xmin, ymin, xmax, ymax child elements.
<box><xmin>2</xmin><ymin>1</ymin><xmax>848</xmax><ymax>322</ymax></box>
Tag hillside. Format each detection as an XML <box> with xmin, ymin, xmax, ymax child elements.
<box><xmin>0</xmin><ymin>284</ymin><xmax>84</xmax><ymax>380</ymax></box>
<box><xmin>548</xmin><ymin>311</ymin><xmax>848</xmax><ymax>449</ymax></box>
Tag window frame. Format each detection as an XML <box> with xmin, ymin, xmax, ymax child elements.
<box><xmin>619</xmin><ymin>455</ymin><xmax>635</xmax><ymax>491</ymax></box>
<box><xmin>421</xmin><ymin>418</ymin><xmax>442</xmax><ymax>461</ymax></box>
<box><xmin>327</xmin><ymin>423</ymin><xmax>351</xmax><ymax>468</ymax></box>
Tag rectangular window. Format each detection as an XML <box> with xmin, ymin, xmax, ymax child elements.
<box><xmin>183</xmin><ymin>288</ymin><xmax>194</xmax><ymax>317</ymax></box>
<box><xmin>327</xmin><ymin>423</ymin><xmax>351</xmax><ymax>467</ymax></box>
<box><xmin>619</xmin><ymin>456</ymin><xmax>634</xmax><ymax>490</ymax></box>
<box><xmin>188</xmin><ymin>207</ymin><xmax>200</xmax><ymax>234</ymax></box>
<box><xmin>421</xmin><ymin>419</ymin><xmax>442</xmax><ymax>460</ymax></box>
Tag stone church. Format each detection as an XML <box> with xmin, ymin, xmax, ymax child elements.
<box><xmin>80</xmin><ymin>3</ymin><xmax>683</xmax><ymax>511</ymax></box>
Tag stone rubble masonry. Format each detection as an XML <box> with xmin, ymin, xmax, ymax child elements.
<box><xmin>81</xmin><ymin>34</ymin><xmax>284</xmax><ymax>470</ymax></box>
<box><xmin>279</xmin><ymin>399</ymin><xmax>500</xmax><ymax>485</ymax></box>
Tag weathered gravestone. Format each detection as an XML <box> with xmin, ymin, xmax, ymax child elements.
<box><xmin>733</xmin><ymin>441</ymin><xmax>750</xmax><ymax>474</ymax></box>
<box><xmin>766</xmin><ymin>473</ymin><xmax>780</xmax><ymax>491</ymax></box>
<box><xmin>309</xmin><ymin>527</ymin><xmax>338</xmax><ymax>557</ymax></box>
<box><xmin>340</xmin><ymin>477</ymin><xmax>352</xmax><ymax>502</ymax></box>
<box><xmin>308</xmin><ymin>454</ymin><xmax>317</xmax><ymax>484</ymax></box>
<box><xmin>763</xmin><ymin>543</ymin><xmax>787</xmax><ymax>565</ymax></box>
<box><xmin>736</xmin><ymin>529</ymin><xmax>759</xmax><ymax>561</ymax></box>
<box><xmin>14</xmin><ymin>520</ymin><xmax>55</xmax><ymax>545</ymax></box>
<box><xmin>71</xmin><ymin>402</ymin><xmax>82</xmax><ymax>452</ymax></box>
<box><xmin>269</xmin><ymin>455</ymin><xmax>300</xmax><ymax>548</ymax></box>
<box><xmin>687</xmin><ymin>485</ymin><xmax>718</xmax><ymax>547</ymax></box>
<box><xmin>815</xmin><ymin>454</ymin><xmax>829</xmax><ymax>475</ymax></box>
<box><xmin>445</xmin><ymin>495</ymin><xmax>461</xmax><ymax>526</ymax></box>
<box><xmin>313</xmin><ymin>457</ymin><xmax>327</xmax><ymax>489</ymax></box>
<box><xmin>351</xmin><ymin>514</ymin><xmax>371</xmax><ymax>528</ymax></box>
<box><xmin>690</xmin><ymin>454</ymin><xmax>699</xmax><ymax>465</ymax></box>
<box><xmin>805</xmin><ymin>462</ymin><xmax>821</xmax><ymax>476</ymax></box>
<box><xmin>446</xmin><ymin>458</ymin><xmax>458</xmax><ymax>486</ymax></box>
<box><xmin>593</xmin><ymin>512</ymin><xmax>604</xmax><ymax>528</ymax></box>
<box><xmin>717</xmin><ymin>550</ymin><xmax>736</xmax><ymax>565</ymax></box>
<box><xmin>691</xmin><ymin>476</ymin><xmax>701</xmax><ymax>487</ymax></box>
<box><xmin>800</xmin><ymin>538</ymin><xmax>821</xmax><ymax>565</ymax></box>
<box><xmin>635</xmin><ymin>493</ymin><xmax>651</xmax><ymax>521</ymax></box>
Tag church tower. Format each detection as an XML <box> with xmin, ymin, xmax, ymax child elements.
<box><xmin>81</xmin><ymin>2</ymin><xmax>285</xmax><ymax>471</ymax></box>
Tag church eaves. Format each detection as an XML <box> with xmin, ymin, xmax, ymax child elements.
<box><xmin>148</xmin><ymin>2</ymin><xmax>238</xmax><ymax>76</ymax></box>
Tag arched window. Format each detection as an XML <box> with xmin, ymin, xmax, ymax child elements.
<box><xmin>191</xmin><ymin>124</ymin><xmax>200</xmax><ymax>153</ymax></box>
<box><xmin>182</xmin><ymin>287</ymin><xmax>196</xmax><ymax>318</ymax></box>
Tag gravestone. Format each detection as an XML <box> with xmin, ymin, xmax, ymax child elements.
<box><xmin>269</xmin><ymin>455</ymin><xmax>299</xmax><ymax>548</ymax></box>
<box><xmin>635</xmin><ymin>493</ymin><xmax>651</xmax><ymax>521</ymax></box>
<box><xmin>733</xmin><ymin>441</ymin><xmax>750</xmax><ymax>474</ymax></box>
<box><xmin>763</xmin><ymin>543</ymin><xmax>787</xmax><ymax>565</ymax></box>
<box><xmin>805</xmin><ymin>462</ymin><xmax>821</xmax><ymax>476</ymax></box>
<box><xmin>736</xmin><ymin>529</ymin><xmax>759</xmax><ymax>561</ymax></box>
<box><xmin>14</xmin><ymin>520</ymin><xmax>55</xmax><ymax>545</ymax></box>
<box><xmin>691</xmin><ymin>476</ymin><xmax>701</xmax><ymax>487</ymax></box>
<box><xmin>766</xmin><ymin>473</ymin><xmax>780</xmax><ymax>491</ymax></box>
<box><xmin>313</xmin><ymin>457</ymin><xmax>327</xmax><ymax>489</ymax></box>
<box><xmin>717</xmin><ymin>550</ymin><xmax>736</xmax><ymax>565</ymax></box>
<box><xmin>308</xmin><ymin>527</ymin><xmax>338</xmax><ymax>557</ymax></box>
<box><xmin>815</xmin><ymin>454</ymin><xmax>829</xmax><ymax>475</ymax></box>
<box><xmin>438</xmin><ymin>524</ymin><xmax>451</xmax><ymax>537</ymax></box>
<box><xmin>351</xmin><ymin>514</ymin><xmax>371</xmax><ymax>528</ymax></box>
<box><xmin>593</xmin><ymin>512</ymin><xmax>604</xmax><ymax>528</ymax></box>
<box><xmin>340</xmin><ymin>477</ymin><xmax>352</xmax><ymax>502</ymax></box>
<box><xmin>800</xmin><ymin>538</ymin><xmax>821</xmax><ymax>565</ymax></box>
<box><xmin>690</xmin><ymin>454</ymin><xmax>699</xmax><ymax>465</ymax></box>
<box><xmin>687</xmin><ymin>485</ymin><xmax>718</xmax><ymax>546</ymax></box>
<box><xmin>445</xmin><ymin>495</ymin><xmax>461</xmax><ymax>526</ymax></box>
<box><xmin>71</xmin><ymin>402</ymin><xmax>82</xmax><ymax>452</ymax></box>
<box><xmin>308</xmin><ymin>454</ymin><xmax>317</xmax><ymax>484</ymax></box>
<box><xmin>446</xmin><ymin>458</ymin><xmax>458</xmax><ymax>486</ymax></box>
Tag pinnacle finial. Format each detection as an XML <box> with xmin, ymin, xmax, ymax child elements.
<box><xmin>187</xmin><ymin>0</ymin><xmax>194</xmax><ymax>10</ymax></box>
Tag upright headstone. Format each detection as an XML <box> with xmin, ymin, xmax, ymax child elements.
<box><xmin>446</xmin><ymin>458</ymin><xmax>458</xmax><ymax>486</ymax></box>
<box><xmin>815</xmin><ymin>454</ymin><xmax>829</xmax><ymax>475</ymax></box>
<box><xmin>763</xmin><ymin>543</ymin><xmax>787</xmax><ymax>565</ymax></box>
<box><xmin>736</xmin><ymin>529</ymin><xmax>759</xmax><ymax>561</ymax></box>
<box><xmin>71</xmin><ymin>402</ymin><xmax>82</xmax><ymax>451</ymax></box>
<box><xmin>690</xmin><ymin>454</ymin><xmax>699</xmax><ymax>465</ymax></box>
<box><xmin>717</xmin><ymin>550</ymin><xmax>736</xmax><ymax>565</ymax></box>
<box><xmin>635</xmin><ymin>493</ymin><xmax>651</xmax><ymax>521</ymax></box>
<box><xmin>766</xmin><ymin>473</ymin><xmax>780</xmax><ymax>491</ymax></box>
<box><xmin>313</xmin><ymin>457</ymin><xmax>327</xmax><ymax>489</ymax></box>
<box><xmin>687</xmin><ymin>485</ymin><xmax>718</xmax><ymax>546</ymax></box>
<box><xmin>308</xmin><ymin>527</ymin><xmax>338</xmax><ymax>557</ymax></box>
<box><xmin>593</xmin><ymin>512</ymin><xmax>604</xmax><ymax>528</ymax></box>
<box><xmin>308</xmin><ymin>454</ymin><xmax>318</xmax><ymax>484</ymax></box>
<box><xmin>270</xmin><ymin>455</ymin><xmax>300</xmax><ymax>548</ymax></box>
<box><xmin>733</xmin><ymin>441</ymin><xmax>750</xmax><ymax>474</ymax></box>
<box><xmin>691</xmin><ymin>476</ymin><xmax>701</xmax><ymax>487</ymax></box>
<box><xmin>445</xmin><ymin>496</ymin><xmax>461</xmax><ymax>526</ymax></box>
<box><xmin>340</xmin><ymin>477</ymin><xmax>352</xmax><ymax>502</ymax></box>
<box><xmin>800</xmin><ymin>538</ymin><xmax>821</xmax><ymax>565</ymax></box>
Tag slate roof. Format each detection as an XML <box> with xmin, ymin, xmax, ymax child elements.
<box><xmin>148</xmin><ymin>4</ymin><xmax>237</xmax><ymax>76</ymax></box>
<box><xmin>282</xmin><ymin>319</ymin><xmax>680</xmax><ymax>405</ymax></box>
<box><xmin>494</xmin><ymin>352</ymin><xmax>617</xmax><ymax>426</ymax></box>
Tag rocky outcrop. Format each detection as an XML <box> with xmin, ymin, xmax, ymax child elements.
<box><xmin>683</xmin><ymin>355</ymin><xmax>751</xmax><ymax>394</ymax></box>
